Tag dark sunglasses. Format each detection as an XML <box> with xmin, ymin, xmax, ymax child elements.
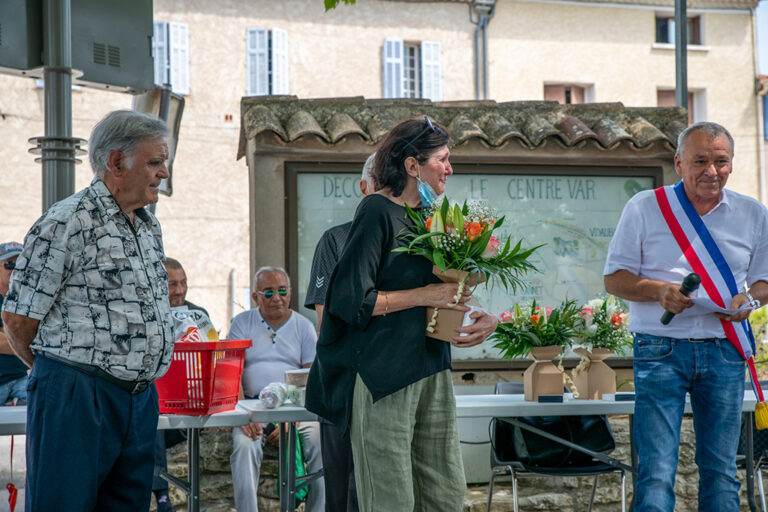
<box><xmin>256</xmin><ymin>287</ymin><xmax>290</xmax><ymax>299</ymax></box>
<box><xmin>2</xmin><ymin>261</ymin><xmax>14</xmax><ymax>271</ymax></box>
<box><xmin>402</xmin><ymin>115</ymin><xmax>437</xmax><ymax>150</ymax></box>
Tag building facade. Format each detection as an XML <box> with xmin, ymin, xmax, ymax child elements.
<box><xmin>0</xmin><ymin>0</ymin><xmax>761</xmax><ymax>334</ymax></box>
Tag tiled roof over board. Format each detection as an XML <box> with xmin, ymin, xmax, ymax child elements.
<box><xmin>238</xmin><ymin>96</ymin><xmax>686</xmax><ymax>158</ymax></box>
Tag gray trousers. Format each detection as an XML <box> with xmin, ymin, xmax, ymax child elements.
<box><xmin>230</xmin><ymin>421</ymin><xmax>325</xmax><ymax>512</ymax></box>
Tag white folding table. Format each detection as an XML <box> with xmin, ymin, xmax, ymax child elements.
<box><xmin>455</xmin><ymin>391</ymin><xmax>760</xmax><ymax>512</ymax></box>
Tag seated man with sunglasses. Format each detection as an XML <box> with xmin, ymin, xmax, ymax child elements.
<box><xmin>0</xmin><ymin>242</ymin><xmax>28</xmax><ymax>406</ymax></box>
<box><xmin>228</xmin><ymin>266</ymin><xmax>324</xmax><ymax>512</ymax></box>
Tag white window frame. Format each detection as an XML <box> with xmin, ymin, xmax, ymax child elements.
<box><xmin>153</xmin><ymin>21</ymin><xmax>190</xmax><ymax>95</ymax></box>
<box><xmin>246</xmin><ymin>28</ymin><xmax>290</xmax><ymax>96</ymax></box>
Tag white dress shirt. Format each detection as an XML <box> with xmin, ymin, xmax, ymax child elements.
<box><xmin>603</xmin><ymin>185</ymin><xmax>768</xmax><ymax>338</ymax></box>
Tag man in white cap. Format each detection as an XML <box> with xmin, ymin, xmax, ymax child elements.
<box><xmin>0</xmin><ymin>242</ymin><xmax>28</xmax><ymax>405</ymax></box>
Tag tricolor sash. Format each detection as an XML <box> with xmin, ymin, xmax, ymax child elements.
<box><xmin>655</xmin><ymin>182</ymin><xmax>765</xmax><ymax>403</ymax></box>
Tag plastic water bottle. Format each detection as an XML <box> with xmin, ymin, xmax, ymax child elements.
<box><xmin>259</xmin><ymin>382</ymin><xmax>288</xmax><ymax>409</ymax></box>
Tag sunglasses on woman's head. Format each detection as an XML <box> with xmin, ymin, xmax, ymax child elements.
<box><xmin>256</xmin><ymin>287</ymin><xmax>290</xmax><ymax>299</ymax></box>
<box><xmin>402</xmin><ymin>115</ymin><xmax>437</xmax><ymax>150</ymax></box>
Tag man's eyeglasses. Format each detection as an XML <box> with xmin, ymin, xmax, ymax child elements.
<box><xmin>402</xmin><ymin>115</ymin><xmax>436</xmax><ymax>150</ymax></box>
<box><xmin>2</xmin><ymin>261</ymin><xmax>14</xmax><ymax>271</ymax></box>
<box><xmin>256</xmin><ymin>287</ymin><xmax>290</xmax><ymax>299</ymax></box>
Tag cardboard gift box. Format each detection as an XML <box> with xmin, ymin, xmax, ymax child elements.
<box><xmin>524</xmin><ymin>345</ymin><xmax>564</xmax><ymax>402</ymax></box>
<box><xmin>571</xmin><ymin>348</ymin><xmax>616</xmax><ymax>400</ymax></box>
<box><xmin>425</xmin><ymin>266</ymin><xmax>485</xmax><ymax>342</ymax></box>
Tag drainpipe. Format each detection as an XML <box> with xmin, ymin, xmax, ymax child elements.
<box><xmin>469</xmin><ymin>0</ymin><xmax>497</xmax><ymax>100</ymax></box>
<box><xmin>674</xmin><ymin>0</ymin><xmax>688</xmax><ymax>110</ymax></box>
<box><xmin>751</xmin><ymin>7</ymin><xmax>766</xmax><ymax>204</ymax></box>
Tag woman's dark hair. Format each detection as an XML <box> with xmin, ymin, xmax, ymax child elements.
<box><xmin>373</xmin><ymin>116</ymin><xmax>451</xmax><ymax>197</ymax></box>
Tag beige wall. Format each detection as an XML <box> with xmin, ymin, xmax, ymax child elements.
<box><xmin>0</xmin><ymin>0</ymin><xmax>761</xmax><ymax>333</ymax></box>
<box><xmin>490</xmin><ymin>1</ymin><xmax>760</xmax><ymax>192</ymax></box>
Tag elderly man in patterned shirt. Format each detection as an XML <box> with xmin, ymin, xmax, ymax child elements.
<box><xmin>1</xmin><ymin>110</ymin><xmax>173</xmax><ymax>512</ymax></box>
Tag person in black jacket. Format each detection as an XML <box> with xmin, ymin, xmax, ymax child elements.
<box><xmin>306</xmin><ymin>117</ymin><xmax>498</xmax><ymax>511</ymax></box>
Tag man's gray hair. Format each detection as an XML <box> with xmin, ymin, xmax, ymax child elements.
<box><xmin>89</xmin><ymin>110</ymin><xmax>168</xmax><ymax>178</ymax></box>
<box><xmin>253</xmin><ymin>266</ymin><xmax>291</xmax><ymax>291</ymax></box>
<box><xmin>361</xmin><ymin>152</ymin><xmax>376</xmax><ymax>188</ymax></box>
<box><xmin>676</xmin><ymin>121</ymin><xmax>734</xmax><ymax>159</ymax></box>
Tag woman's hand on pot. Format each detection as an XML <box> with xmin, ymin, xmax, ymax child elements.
<box><xmin>451</xmin><ymin>310</ymin><xmax>498</xmax><ymax>348</ymax></box>
<box><xmin>422</xmin><ymin>283</ymin><xmax>472</xmax><ymax>310</ymax></box>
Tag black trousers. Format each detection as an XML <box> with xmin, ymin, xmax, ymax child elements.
<box><xmin>320</xmin><ymin>422</ymin><xmax>359</xmax><ymax>512</ymax></box>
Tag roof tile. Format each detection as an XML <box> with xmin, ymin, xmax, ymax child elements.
<box><xmin>238</xmin><ymin>96</ymin><xmax>686</xmax><ymax>158</ymax></box>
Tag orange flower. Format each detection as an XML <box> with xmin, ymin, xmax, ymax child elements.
<box><xmin>611</xmin><ymin>312</ymin><xmax>623</xmax><ymax>327</ymax></box>
<box><xmin>465</xmin><ymin>221</ymin><xmax>483</xmax><ymax>242</ymax></box>
<box><xmin>530</xmin><ymin>314</ymin><xmax>540</xmax><ymax>323</ymax></box>
<box><xmin>425</xmin><ymin>216</ymin><xmax>433</xmax><ymax>230</ymax></box>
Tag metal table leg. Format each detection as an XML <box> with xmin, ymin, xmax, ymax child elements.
<box><xmin>159</xmin><ymin>427</ymin><xmax>200</xmax><ymax>512</ymax></box>
<box><xmin>188</xmin><ymin>427</ymin><xmax>200</xmax><ymax>512</ymax></box>
<box><xmin>279</xmin><ymin>422</ymin><xmax>298</xmax><ymax>512</ymax></box>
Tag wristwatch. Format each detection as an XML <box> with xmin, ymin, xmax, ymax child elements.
<box><xmin>743</xmin><ymin>290</ymin><xmax>760</xmax><ymax>307</ymax></box>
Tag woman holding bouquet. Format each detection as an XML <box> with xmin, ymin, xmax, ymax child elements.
<box><xmin>306</xmin><ymin>117</ymin><xmax>498</xmax><ymax>511</ymax></box>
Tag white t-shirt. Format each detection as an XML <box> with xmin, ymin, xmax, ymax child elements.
<box><xmin>227</xmin><ymin>308</ymin><xmax>317</xmax><ymax>398</ymax></box>
<box><xmin>603</xmin><ymin>186</ymin><xmax>768</xmax><ymax>338</ymax></box>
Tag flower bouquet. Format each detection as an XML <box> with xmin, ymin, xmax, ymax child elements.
<box><xmin>394</xmin><ymin>198</ymin><xmax>538</xmax><ymax>341</ymax></box>
<box><xmin>490</xmin><ymin>300</ymin><xmax>580</xmax><ymax>401</ymax></box>
<box><xmin>571</xmin><ymin>295</ymin><xmax>632</xmax><ymax>399</ymax></box>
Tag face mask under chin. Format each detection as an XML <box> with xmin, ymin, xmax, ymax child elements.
<box><xmin>417</xmin><ymin>168</ymin><xmax>438</xmax><ymax>207</ymax></box>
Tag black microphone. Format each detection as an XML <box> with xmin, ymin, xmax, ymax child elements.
<box><xmin>660</xmin><ymin>273</ymin><xmax>701</xmax><ymax>325</ymax></box>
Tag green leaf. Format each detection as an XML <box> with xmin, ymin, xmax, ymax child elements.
<box><xmin>440</xmin><ymin>197</ymin><xmax>450</xmax><ymax>224</ymax></box>
<box><xmin>433</xmin><ymin>249</ymin><xmax>446</xmax><ymax>271</ymax></box>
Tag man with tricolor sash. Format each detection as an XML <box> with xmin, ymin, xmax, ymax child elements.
<box><xmin>604</xmin><ymin>122</ymin><xmax>768</xmax><ymax>511</ymax></box>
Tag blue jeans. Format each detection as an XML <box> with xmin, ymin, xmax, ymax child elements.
<box><xmin>0</xmin><ymin>375</ymin><xmax>27</xmax><ymax>404</ymax></box>
<box><xmin>633</xmin><ymin>334</ymin><xmax>746</xmax><ymax>512</ymax></box>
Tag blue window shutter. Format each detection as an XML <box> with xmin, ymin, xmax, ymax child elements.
<box><xmin>420</xmin><ymin>41</ymin><xmax>442</xmax><ymax>101</ymax></box>
<box><xmin>271</xmin><ymin>28</ymin><xmax>289</xmax><ymax>95</ymax></box>
<box><xmin>382</xmin><ymin>38</ymin><xmax>404</xmax><ymax>98</ymax></box>
<box><xmin>246</xmin><ymin>29</ymin><xmax>269</xmax><ymax>96</ymax></box>
<box><xmin>153</xmin><ymin>21</ymin><xmax>168</xmax><ymax>87</ymax></box>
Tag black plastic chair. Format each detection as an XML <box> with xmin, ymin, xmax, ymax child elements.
<box><xmin>487</xmin><ymin>381</ymin><xmax>626</xmax><ymax>512</ymax></box>
<box><xmin>738</xmin><ymin>380</ymin><xmax>768</xmax><ymax>512</ymax></box>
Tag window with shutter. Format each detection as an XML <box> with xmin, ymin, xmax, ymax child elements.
<box><xmin>246</xmin><ymin>29</ymin><xmax>289</xmax><ymax>96</ymax></box>
<box><xmin>246</xmin><ymin>29</ymin><xmax>269</xmax><ymax>95</ymax></box>
<box><xmin>168</xmin><ymin>22</ymin><xmax>190</xmax><ymax>95</ymax></box>
<box><xmin>153</xmin><ymin>21</ymin><xmax>190</xmax><ymax>95</ymax></box>
<box><xmin>153</xmin><ymin>22</ymin><xmax>168</xmax><ymax>87</ymax></box>
<box><xmin>382</xmin><ymin>38</ymin><xmax>404</xmax><ymax>98</ymax></box>
<box><xmin>420</xmin><ymin>41</ymin><xmax>442</xmax><ymax>102</ymax></box>
<box><xmin>271</xmin><ymin>29</ymin><xmax>289</xmax><ymax>95</ymax></box>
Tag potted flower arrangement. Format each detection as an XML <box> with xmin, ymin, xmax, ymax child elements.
<box><xmin>395</xmin><ymin>198</ymin><xmax>538</xmax><ymax>341</ymax></box>
<box><xmin>571</xmin><ymin>295</ymin><xmax>632</xmax><ymax>399</ymax></box>
<box><xmin>490</xmin><ymin>300</ymin><xmax>581</xmax><ymax>401</ymax></box>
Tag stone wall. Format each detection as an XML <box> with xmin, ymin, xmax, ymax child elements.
<box><xmin>160</xmin><ymin>417</ymin><xmax>760</xmax><ymax>511</ymax></box>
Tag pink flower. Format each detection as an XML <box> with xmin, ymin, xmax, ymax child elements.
<box><xmin>499</xmin><ymin>311</ymin><xmax>514</xmax><ymax>323</ymax></box>
<box><xmin>544</xmin><ymin>307</ymin><xmax>553</xmax><ymax>319</ymax></box>
<box><xmin>579</xmin><ymin>307</ymin><xmax>594</xmax><ymax>320</ymax></box>
<box><xmin>481</xmin><ymin>235</ymin><xmax>500</xmax><ymax>258</ymax></box>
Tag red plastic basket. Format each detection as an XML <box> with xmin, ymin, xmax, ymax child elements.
<box><xmin>155</xmin><ymin>339</ymin><xmax>252</xmax><ymax>415</ymax></box>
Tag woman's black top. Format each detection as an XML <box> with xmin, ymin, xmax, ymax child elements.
<box><xmin>305</xmin><ymin>194</ymin><xmax>450</xmax><ymax>433</ymax></box>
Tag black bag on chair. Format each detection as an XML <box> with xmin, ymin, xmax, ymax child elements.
<box><xmin>505</xmin><ymin>415</ymin><xmax>615</xmax><ymax>468</ymax></box>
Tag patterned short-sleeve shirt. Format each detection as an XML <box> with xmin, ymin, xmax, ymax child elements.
<box><xmin>2</xmin><ymin>177</ymin><xmax>173</xmax><ymax>381</ymax></box>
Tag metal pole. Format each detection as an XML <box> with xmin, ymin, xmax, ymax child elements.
<box><xmin>674</xmin><ymin>0</ymin><xmax>688</xmax><ymax>111</ymax></box>
<box><xmin>41</xmin><ymin>0</ymin><xmax>76</xmax><ymax>211</ymax></box>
